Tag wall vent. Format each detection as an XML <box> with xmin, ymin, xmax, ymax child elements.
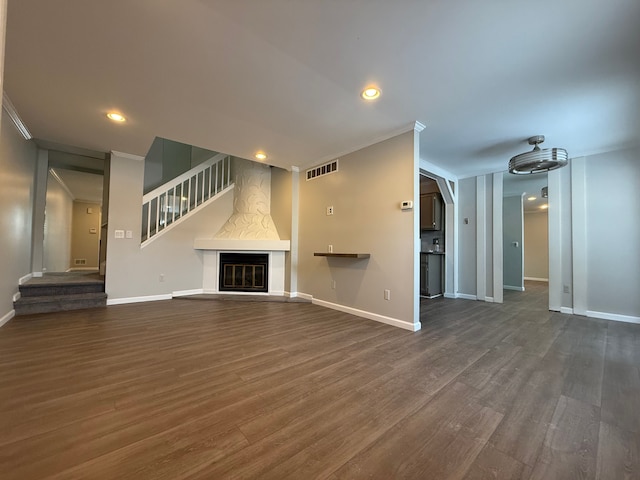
<box><xmin>306</xmin><ymin>159</ymin><xmax>338</xmax><ymax>181</ymax></box>
<box><xmin>74</xmin><ymin>259</ymin><xmax>87</xmax><ymax>265</ymax></box>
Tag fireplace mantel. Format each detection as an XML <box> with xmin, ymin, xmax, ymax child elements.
<box><xmin>194</xmin><ymin>239</ymin><xmax>290</xmax><ymax>251</ymax></box>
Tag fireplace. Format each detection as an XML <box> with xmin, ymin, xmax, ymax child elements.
<box><xmin>218</xmin><ymin>253</ymin><xmax>269</xmax><ymax>293</ymax></box>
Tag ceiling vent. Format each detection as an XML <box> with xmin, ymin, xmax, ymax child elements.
<box><xmin>509</xmin><ymin>136</ymin><xmax>568</xmax><ymax>175</ymax></box>
<box><xmin>306</xmin><ymin>160</ymin><xmax>338</xmax><ymax>181</ymax></box>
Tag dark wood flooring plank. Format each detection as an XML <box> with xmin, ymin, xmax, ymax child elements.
<box><xmin>596</xmin><ymin>421</ymin><xmax>640</xmax><ymax>480</ymax></box>
<box><xmin>529</xmin><ymin>395</ymin><xmax>600</xmax><ymax>480</ymax></box>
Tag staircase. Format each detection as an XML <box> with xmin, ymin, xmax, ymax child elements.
<box><xmin>14</xmin><ymin>273</ymin><xmax>107</xmax><ymax>316</ymax></box>
<box><xmin>142</xmin><ymin>153</ymin><xmax>234</xmax><ymax>246</ymax></box>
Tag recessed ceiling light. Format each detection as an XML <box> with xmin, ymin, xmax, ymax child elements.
<box><xmin>540</xmin><ymin>204</ymin><xmax>549</xmax><ymax>209</ymax></box>
<box><xmin>527</xmin><ymin>196</ymin><xmax>536</xmax><ymax>201</ymax></box>
<box><xmin>361</xmin><ymin>87</ymin><xmax>381</xmax><ymax>101</ymax></box>
<box><xmin>107</xmin><ymin>112</ymin><xmax>126</xmax><ymax>122</ymax></box>
<box><xmin>255</xmin><ymin>152</ymin><xmax>267</xmax><ymax>160</ymax></box>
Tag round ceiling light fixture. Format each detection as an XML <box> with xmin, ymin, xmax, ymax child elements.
<box><xmin>255</xmin><ymin>151</ymin><xmax>267</xmax><ymax>161</ymax></box>
<box><xmin>361</xmin><ymin>86</ymin><xmax>381</xmax><ymax>100</ymax></box>
<box><xmin>107</xmin><ymin>112</ymin><xmax>126</xmax><ymax>122</ymax></box>
<box><xmin>509</xmin><ymin>135</ymin><xmax>568</xmax><ymax>175</ymax></box>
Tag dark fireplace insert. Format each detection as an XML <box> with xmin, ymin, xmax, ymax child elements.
<box><xmin>219</xmin><ymin>253</ymin><xmax>268</xmax><ymax>293</ymax></box>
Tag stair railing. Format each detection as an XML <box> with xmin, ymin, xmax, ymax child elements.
<box><xmin>141</xmin><ymin>153</ymin><xmax>233</xmax><ymax>247</ymax></box>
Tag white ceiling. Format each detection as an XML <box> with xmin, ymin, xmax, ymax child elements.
<box><xmin>5</xmin><ymin>0</ymin><xmax>640</xmax><ymax>177</ymax></box>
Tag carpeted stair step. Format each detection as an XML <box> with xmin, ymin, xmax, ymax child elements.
<box><xmin>19</xmin><ymin>281</ymin><xmax>104</xmax><ymax>297</ymax></box>
<box><xmin>14</xmin><ymin>292</ymin><xmax>107</xmax><ymax>316</ymax></box>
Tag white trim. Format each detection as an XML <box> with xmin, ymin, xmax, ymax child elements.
<box><xmin>560</xmin><ymin>307</ymin><xmax>574</xmax><ymax>315</ymax></box>
<box><xmin>194</xmin><ymin>237</ymin><xmax>290</xmax><ymax>251</ymax></box>
<box><xmin>524</xmin><ymin>277</ymin><xmax>549</xmax><ymax>282</ymax></box>
<box><xmin>476</xmin><ymin>176</ymin><xmax>487</xmax><ymax>301</ymax></box>
<box><xmin>2</xmin><ymin>92</ymin><xmax>32</xmax><ymax>140</ymax></box>
<box><xmin>107</xmin><ymin>294</ymin><xmax>172</xmax><ymax>305</ymax></box>
<box><xmin>456</xmin><ymin>293</ymin><xmax>478</xmax><ymax>301</ymax></box>
<box><xmin>19</xmin><ymin>273</ymin><xmax>33</xmax><ymax>285</ymax></box>
<box><xmin>504</xmin><ymin>285</ymin><xmax>525</xmax><ymax>291</ymax></box>
<box><xmin>413</xmin><ymin>121</ymin><xmax>426</xmax><ymax>133</ymax></box>
<box><xmin>172</xmin><ymin>289</ymin><xmax>204</xmax><ymax>297</ymax></box>
<box><xmin>12</xmin><ymin>292</ymin><xmax>21</xmax><ymax>302</ymax></box>
<box><xmin>67</xmin><ymin>267</ymin><xmax>99</xmax><ymax>272</ymax></box>
<box><xmin>312</xmin><ymin>298</ymin><xmax>420</xmax><ymax>332</ymax></box>
<box><xmin>32</xmin><ymin>272</ymin><xmax>43</xmax><ymax>278</ymax></box>
<box><xmin>0</xmin><ymin>310</ymin><xmax>15</xmax><ymax>328</ymax></box>
<box><xmin>586</xmin><ymin>310</ymin><xmax>640</xmax><ymax>324</ymax></box>
<box><xmin>443</xmin><ymin>293</ymin><xmax>457</xmax><ymax>299</ymax></box>
<box><xmin>110</xmin><ymin>151</ymin><xmax>145</xmax><ymax>162</ymax></box>
<box><xmin>295</xmin><ymin>292</ymin><xmax>313</xmax><ymax>301</ymax></box>
<box><xmin>49</xmin><ymin>168</ymin><xmax>75</xmax><ymax>200</ymax></box>
<box><xmin>484</xmin><ymin>296</ymin><xmax>495</xmax><ymax>303</ymax></box>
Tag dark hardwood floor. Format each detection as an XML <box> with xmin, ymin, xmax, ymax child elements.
<box><xmin>0</xmin><ymin>282</ymin><xmax>638</xmax><ymax>479</ymax></box>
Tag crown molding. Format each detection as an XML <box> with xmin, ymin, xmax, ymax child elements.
<box><xmin>2</xmin><ymin>92</ymin><xmax>32</xmax><ymax>140</ymax></box>
<box><xmin>110</xmin><ymin>150</ymin><xmax>145</xmax><ymax>162</ymax></box>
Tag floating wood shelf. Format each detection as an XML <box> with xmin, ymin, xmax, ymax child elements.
<box><xmin>314</xmin><ymin>253</ymin><xmax>370</xmax><ymax>259</ymax></box>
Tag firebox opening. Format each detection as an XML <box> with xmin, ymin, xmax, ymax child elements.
<box><xmin>219</xmin><ymin>253</ymin><xmax>269</xmax><ymax>293</ymax></box>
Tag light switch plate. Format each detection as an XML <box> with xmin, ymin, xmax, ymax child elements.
<box><xmin>114</xmin><ymin>230</ymin><xmax>125</xmax><ymax>239</ymax></box>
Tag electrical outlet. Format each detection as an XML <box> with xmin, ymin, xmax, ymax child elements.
<box><xmin>328</xmin><ymin>244</ymin><xmax>333</xmax><ymax>253</ymax></box>
<box><xmin>159</xmin><ymin>273</ymin><xmax>165</xmax><ymax>282</ymax></box>
<box><xmin>326</xmin><ymin>206</ymin><xmax>334</xmax><ymax>215</ymax></box>
<box><xmin>331</xmin><ymin>280</ymin><xmax>336</xmax><ymax>290</ymax></box>
<box><xmin>384</xmin><ymin>289</ymin><xmax>391</xmax><ymax>301</ymax></box>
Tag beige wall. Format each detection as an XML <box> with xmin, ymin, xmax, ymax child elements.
<box><xmin>44</xmin><ymin>171</ymin><xmax>73</xmax><ymax>272</ymax></box>
<box><xmin>270</xmin><ymin>167</ymin><xmax>293</xmax><ymax>292</ymax></box>
<box><xmin>70</xmin><ymin>201</ymin><xmax>101</xmax><ymax>269</ymax></box>
<box><xmin>105</xmin><ymin>153</ymin><xmax>233</xmax><ymax>301</ymax></box>
<box><xmin>297</xmin><ymin>131</ymin><xmax>418</xmax><ymax>329</ymax></box>
<box><xmin>0</xmin><ymin>108</ymin><xmax>37</xmax><ymax>319</ymax></box>
<box><xmin>524</xmin><ymin>210</ymin><xmax>549</xmax><ymax>280</ymax></box>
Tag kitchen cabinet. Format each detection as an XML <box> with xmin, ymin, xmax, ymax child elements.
<box><xmin>420</xmin><ymin>253</ymin><xmax>443</xmax><ymax>298</ymax></box>
<box><xmin>420</xmin><ymin>193</ymin><xmax>443</xmax><ymax>231</ymax></box>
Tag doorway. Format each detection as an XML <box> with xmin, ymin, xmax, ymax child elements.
<box><xmin>502</xmin><ymin>173</ymin><xmax>549</xmax><ymax>307</ymax></box>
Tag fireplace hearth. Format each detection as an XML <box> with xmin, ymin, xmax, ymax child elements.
<box><xmin>219</xmin><ymin>253</ymin><xmax>269</xmax><ymax>293</ymax></box>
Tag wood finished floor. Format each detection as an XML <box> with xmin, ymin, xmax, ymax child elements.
<box><xmin>1</xmin><ymin>282</ymin><xmax>638</xmax><ymax>479</ymax></box>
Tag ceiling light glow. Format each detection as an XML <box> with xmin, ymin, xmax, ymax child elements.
<box><xmin>540</xmin><ymin>204</ymin><xmax>549</xmax><ymax>209</ymax></box>
<box><xmin>527</xmin><ymin>196</ymin><xmax>536</xmax><ymax>201</ymax></box>
<box><xmin>361</xmin><ymin>87</ymin><xmax>381</xmax><ymax>100</ymax></box>
<box><xmin>107</xmin><ymin>112</ymin><xmax>126</xmax><ymax>122</ymax></box>
<box><xmin>255</xmin><ymin>152</ymin><xmax>267</xmax><ymax>160</ymax></box>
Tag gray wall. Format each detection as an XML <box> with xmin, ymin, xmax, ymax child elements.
<box><xmin>105</xmin><ymin>153</ymin><xmax>233</xmax><ymax>301</ymax></box>
<box><xmin>297</xmin><ymin>131</ymin><xmax>418</xmax><ymax>328</ymax></box>
<box><xmin>43</xmin><ymin>171</ymin><xmax>73</xmax><ymax>272</ymax></box>
<box><xmin>584</xmin><ymin>148</ymin><xmax>639</xmax><ymax>317</ymax></box>
<box><xmin>524</xmin><ymin>211</ymin><xmax>548</xmax><ymax>280</ymax></box>
<box><xmin>0</xmin><ymin>108</ymin><xmax>37</xmax><ymax>319</ymax></box>
<box><xmin>503</xmin><ymin>195</ymin><xmax>523</xmax><ymax>289</ymax></box>
<box><xmin>457</xmin><ymin>177</ymin><xmax>476</xmax><ymax>296</ymax></box>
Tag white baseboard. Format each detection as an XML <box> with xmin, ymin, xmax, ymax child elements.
<box><xmin>504</xmin><ymin>285</ymin><xmax>525</xmax><ymax>291</ymax></box>
<box><xmin>456</xmin><ymin>293</ymin><xmax>478</xmax><ymax>301</ymax></box>
<box><xmin>172</xmin><ymin>289</ymin><xmax>204</xmax><ymax>297</ymax></box>
<box><xmin>19</xmin><ymin>273</ymin><xmax>33</xmax><ymax>285</ymax></box>
<box><xmin>12</xmin><ymin>292</ymin><xmax>21</xmax><ymax>302</ymax></box>
<box><xmin>587</xmin><ymin>310</ymin><xmax>640</xmax><ymax>324</ymax></box>
<box><xmin>484</xmin><ymin>296</ymin><xmax>495</xmax><ymax>303</ymax></box>
<box><xmin>560</xmin><ymin>307</ymin><xmax>574</xmax><ymax>315</ymax></box>
<box><xmin>107</xmin><ymin>294</ymin><xmax>172</xmax><ymax>306</ymax></box>
<box><xmin>443</xmin><ymin>293</ymin><xmax>457</xmax><ymax>299</ymax></box>
<box><xmin>0</xmin><ymin>310</ymin><xmax>15</xmax><ymax>328</ymax></box>
<box><xmin>524</xmin><ymin>277</ymin><xmax>549</xmax><ymax>282</ymax></box>
<box><xmin>293</xmin><ymin>292</ymin><xmax>313</xmax><ymax>301</ymax></box>
<box><xmin>32</xmin><ymin>272</ymin><xmax>43</xmax><ymax>278</ymax></box>
<box><xmin>311</xmin><ymin>297</ymin><xmax>420</xmax><ymax>332</ymax></box>
<box><xmin>67</xmin><ymin>267</ymin><xmax>99</xmax><ymax>272</ymax></box>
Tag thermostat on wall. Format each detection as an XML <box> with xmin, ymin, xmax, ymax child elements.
<box><xmin>400</xmin><ymin>200</ymin><xmax>413</xmax><ymax>210</ymax></box>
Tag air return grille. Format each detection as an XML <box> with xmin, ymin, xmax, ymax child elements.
<box><xmin>306</xmin><ymin>160</ymin><xmax>338</xmax><ymax>181</ymax></box>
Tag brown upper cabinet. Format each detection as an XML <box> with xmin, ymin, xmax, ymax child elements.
<box><xmin>420</xmin><ymin>193</ymin><xmax>443</xmax><ymax>231</ymax></box>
